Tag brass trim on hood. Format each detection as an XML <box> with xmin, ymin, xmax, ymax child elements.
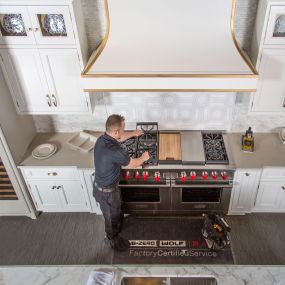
<box><xmin>82</xmin><ymin>0</ymin><xmax>258</xmax><ymax>78</ymax></box>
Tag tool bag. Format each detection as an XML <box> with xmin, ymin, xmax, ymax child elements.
<box><xmin>201</xmin><ymin>213</ymin><xmax>231</xmax><ymax>250</ymax></box>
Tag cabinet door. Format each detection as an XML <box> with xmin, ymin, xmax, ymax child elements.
<box><xmin>57</xmin><ymin>181</ymin><xmax>88</xmax><ymax>212</ymax></box>
<box><xmin>230</xmin><ymin>169</ymin><xmax>261</xmax><ymax>214</ymax></box>
<box><xmin>0</xmin><ymin>6</ymin><xmax>35</xmax><ymax>45</ymax></box>
<box><xmin>254</xmin><ymin>181</ymin><xmax>285</xmax><ymax>212</ymax></box>
<box><xmin>265</xmin><ymin>6</ymin><xmax>285</xmax><ymax>45</ymax></box>
<box><xmin>0</xmin><ymin>49</ymin><xmax>53</xmax><ymax>113</ymax></box>
<box><xmin>28</xmin><ymin>181</ymin><xmax>61</xmax><ymax>212</ymax></box>
<box><xmin>252</xmin><ymin>49</ymin><xmax>285</xmax><ymax>112</ymax></box>
<box><xmin>28</xmin><ymin>6</ymin><xmax>75</xmax><ymax>45</ymax></box>
<box><xmin>39</xmin><ymin>49</ymin><xmax>89</xmax><ymax>113</ymax></box>
<box><xmin>82</xmin><ymin>170</ymin><xmax>102</xmax><ymax>214</ymax></box>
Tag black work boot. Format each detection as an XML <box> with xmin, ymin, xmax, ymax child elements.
<box><xmin>104</xmin><ymin>235</ymin><xmax>130</xmax><ymax>251</ymax></box>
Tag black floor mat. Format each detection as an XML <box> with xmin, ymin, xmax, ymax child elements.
<box><xmin>113</xmin><ymin>216</ymin><xmax>234</xmax><ymax>264</ymax></box>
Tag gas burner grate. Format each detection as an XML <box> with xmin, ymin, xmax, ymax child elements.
<box><xmin>202</xmin><ymin>132</ymin><xmax>229</xmax><ymax>165</ymax></box>
<box><xmin>120</xmin><ymin>122</ymin><xmax>159</xmax><ymax>166</ymax></box>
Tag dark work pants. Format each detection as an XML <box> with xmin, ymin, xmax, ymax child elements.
<box><xmin>93</xmin><ymin>183</ymin><xmax>123</xmax><ymax>240</ymax></box>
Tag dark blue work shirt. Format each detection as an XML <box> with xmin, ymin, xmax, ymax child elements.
<box><xmin>94</xmin><ymin>133</ymin><xmax>130</xmax><ymax>187</ymax></box>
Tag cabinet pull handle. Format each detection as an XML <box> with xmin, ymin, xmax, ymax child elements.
<box><xmin>245</xmin><ymin>173</ymin><xmax>250</xmax><ymax>176</ymax></box>
<box><xmin>46</xmin><ymin>94</ymin><xmax>52</xmax><ymax>107</ymax></box>
<box><xmin>47</xmin><ymin>172</ymin><xmax>58</xmax><ymax>176</ymax></box>
<box><xmin>51</xmin><ymin>94</ymin><xmax>58</xmax><ymax>107</ymax></box>
<box><xmin>28</xmin><ymin>27</ymin><xmax>33</xmax><ymax>32</ymax></box>
<box><xmin>282</xmin><ymin>186</ymin><xmax>285</xmax><ymax>190</ymax></box>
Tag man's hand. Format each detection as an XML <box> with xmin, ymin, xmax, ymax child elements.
<box><xmin>133</xmin><ymin>129</ymin><xmax>144</xmax><ymax>137</ymax></box>
<box><xmin>141</xmin><ymin>151</ymin><xmax>150</xmax><ymax>162</ymax></box>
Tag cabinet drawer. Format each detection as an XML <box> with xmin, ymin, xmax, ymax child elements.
<box><xmin>21</xmin><ymin>167</ymin><xmax>79</xmax><ymax>180</ymax></box>
<box><xmin>261</xmin><ymin>168</ymin><xmax>285</xmax><ymax>180</ymax></box>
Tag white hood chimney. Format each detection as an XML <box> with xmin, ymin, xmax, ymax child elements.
<box><xmin>82</xmin><ymin>0</ymin><xmax>258</xmax><ymax>92</ymax></box>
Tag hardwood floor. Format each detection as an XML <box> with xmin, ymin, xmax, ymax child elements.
<box><xmin>0</xmin><ymin>213</ymin><xmax>284</xmax><ymax>265</ymax></box>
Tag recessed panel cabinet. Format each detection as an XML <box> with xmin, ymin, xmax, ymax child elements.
<box><xmin>0</xmin><ymin>0</ymin><xmax>90</xmax><ymax>114</ymax></box>
<box><xmin>250</xmin><ymin>1</ymin><xmax>285</xmax><ymax>114</ymax></box>
<box><xmin>0</xmin><ymin>48</ymin><xmax>89</xmax><ymax>114</ymax></box>
<box><xmin>229</xmin><ymin>169</ymin><xmax>261</xmax><ymax>214</ymax></box>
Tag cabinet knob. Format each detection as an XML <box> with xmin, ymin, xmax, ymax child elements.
<box><xmin>46</xmin><ymin>94</ymin><xmax>52</xmax><ymax>107</ymax></box>
<box><xmin>245</xmin><ymin>173</ymin><xmax>250</xmax><ymax>176</ymax></box>
<box><xmin>48</xmin><ymin>172</ymin><xmax>58</xmax><ymax>176</ymax></box>
<box><xmin>91</xmin><ymin>173</ymin><xmax>95</xmax><ymax>177</ymax></box>
<box><xmin>57</xmin><ymin>186</ymin><xmax>62</xmax><ymax>190</ymax></box>
<box><xmin>28</xmin><ymin>27</ymin><xmax>33</xmax><ymax>32</ymax></box>
<box><xmin>282</xmin><ymin>186</ymin><xmax>285</xmax><ymax>191</ymax></box>
<box><xmin>34</xmin><ymin>28</ymin><xmax>39</xmax><ymax>32</ymax></box>
<box><xmin>51</xmin><ymin>186</ymin><xmax>56</xmax><ymax>190</ymax></box>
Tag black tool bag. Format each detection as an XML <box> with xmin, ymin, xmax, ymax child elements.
<box><xmin>202</xmin><ymin>213</ymin><xmax>231</xmax><ymax>250</ymax></box>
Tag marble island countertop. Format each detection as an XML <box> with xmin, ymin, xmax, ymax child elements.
<box><xmin>19</xmin><ymin>132</ymin><xmax>285</xmax><ymax>169</ymax></box>
<box><xmin>1</xmin><ymin>265</ymin><xmax>285</xmax><ymax>285</ymax></box>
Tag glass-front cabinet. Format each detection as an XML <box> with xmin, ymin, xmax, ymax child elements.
<box><xmin>265</xmin><ymin>6</ymin><xmax>285</xmax><ymax>45</ymax></box>
<box><xmin>0</xmin><ymin>6</ymin><xmax>75</xmax><ymax>45</ymax></box>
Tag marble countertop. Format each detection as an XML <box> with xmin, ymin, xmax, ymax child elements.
<box><xmin>1</xmin><ymin>265</ymin><xmax>285</xmax><ymax>285</ymax></box>
<box><xmin>19</xmin><ymin>132</ymin><xmax>285</xmax><ymax>169</ymax></box>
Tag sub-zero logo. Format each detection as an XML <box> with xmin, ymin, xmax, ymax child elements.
<box><xmin>129</xmin><ymin>240</ymin><xmax>157</xmax><ymax>247</ymax></box>
<box><xmin>159</xmin><ymin>240</ymin><xmax>186</xmax><ymax>247</ymax></box>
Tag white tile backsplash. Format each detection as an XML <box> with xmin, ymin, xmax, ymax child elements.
<box><xmin>32</xmin><ymin>0</ymin><xmax>285</xmax><ymax>133</ymax></box>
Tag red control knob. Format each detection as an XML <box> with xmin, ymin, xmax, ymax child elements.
<box><xmin>133</xmin><ymin>171</ymin><xmax>139</xmax><ymax>180</ymax></box>
<box><xmin>190</xmin><ymin>171</ymin><xmax>196</xmax><ymax>180</ymax></box>
<box><xmin>202</xmin><ymin>171</ymin><xmax>209</xmax><ymax>180</ymax></box>
<box><xmin>211</xmin><ymin>171</ymin><xmax>218</xmax><ymax>180</ymax></box>
<box><xmin>154</xmin><ymin>171</ymin><xmax>161</xmax><ymax>182</ymax></box>
<box><xmin>180</xmin><ymin>171</ymin><xmax>187</xmax><ymax>182</ymax></box>
<box><xmin>123</xmin><ymin>171</ymin><xmax>130</xmax><ymax>181</ymax></box>
<box><xmin>221</xmin><ymin>171</ymin><xmax>228</xmax><ymax>180</ymax></box>
<box><xmin>142</xmin><ymin>171</ymin><xmax>149</xmax><ymax>181</ymax></box>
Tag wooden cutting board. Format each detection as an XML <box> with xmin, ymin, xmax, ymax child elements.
<box><xmin>159</xmin><ymin>132</ymin><xmax>182</xmax><ymax>161</ymax></box>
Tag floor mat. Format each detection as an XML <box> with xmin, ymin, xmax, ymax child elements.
<box><xmin>113</xmin><ymin>216</ymin><xmax>234</xmax><ymax>264</ymax></box>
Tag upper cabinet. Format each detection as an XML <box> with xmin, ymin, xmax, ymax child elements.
<box><xmin>264</xmin><ymin>6</ymin><xmax>285</xmax><ymax>45</ymax></box>
<box><xmin>0</xmin><ymin>5</ymin><xmax>75</xmax><ymax>45</ymax></box>
<box><xmin>0</xmin><ymin>0</ymin><xmax>90</xmax><ymax>115</ymax></box>
<box><xmin>250</xmin><ymin>0</ymin><xmax>285</xmax><ymax>114</ymax></box>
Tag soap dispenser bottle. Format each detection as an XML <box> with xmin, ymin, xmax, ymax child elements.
<box><xmin>242</xmin><ymin>127</ymin><xmax>254</xmax><ymax>152</ymax></box>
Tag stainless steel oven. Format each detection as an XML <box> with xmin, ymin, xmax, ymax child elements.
<box><xmin>119</xmin><ymin>183</ymin><xmax>171</xmax><ymax>214</ymax></box>
<box><xmin>171</xmin><ymin>180</ymin><xmax>233</xmax><ymax>214</ymax></box>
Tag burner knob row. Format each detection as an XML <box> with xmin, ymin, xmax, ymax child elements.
<box><xmin>179</xmin><ymin>171</ymin><xmax>228</xmax><ymax>181</ymax></box>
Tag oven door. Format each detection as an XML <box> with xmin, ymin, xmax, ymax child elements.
<box><xmin>119</xmin><ymin>183</ymin><xmax>171</xmax><ymax>214</ymax></box>
<box><xmin>172</xmin><ymin>184</ymin><xmax>232</xmax><ymax>214</ymax></box>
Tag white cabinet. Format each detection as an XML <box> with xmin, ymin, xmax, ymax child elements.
<box><xmin>21</xmin><ymin>167</ymin><xmax>90</xmax><ymax>212</ymax></box>
<box><xmin>0</xmin><ymin>0</ymin><xmax>90</xmax><ymax>115</ymax></box>
<box><xmin>253</xmin><ymin>167</ymin><xmax>285</xmax><ymax>212</ymax></box>
<box><xmin>0</xmin><ymin>48</ymin><xmax>89</xmax><ymax>114</ymax></box>
<box><xmin>229</xmin><ymin>169</ymin><xmax>261</xmax><ymax>214</ymax></box>
<box><xmin>0</xmin><ymin>5</ymin><xmax>75</xmax><ymax>45</ymax></box>
<box><xmin>250</xmin><ymin>0</ymin><xmax>285</xmax><ymax>114</ymax></box>
<box><xmin>80</xmin><ymin>169</ymin><xmax>102</xmax><ymax>215</ymax></box>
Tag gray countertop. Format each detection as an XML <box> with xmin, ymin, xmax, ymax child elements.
<box><xmin>1</xmin><ymin>265</ymin><xmax>285</xmax><ymax>285</ymax></box>
<box><xmin>19</xmin><ymin>132</ymin><xmax>285</xmax><ymax>169</ymax></box>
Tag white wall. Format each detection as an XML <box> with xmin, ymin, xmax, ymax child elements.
<box><xmin>0</xmin><ymin>67</ymin><xmax>36</xmax><ymax>164</ymax></box>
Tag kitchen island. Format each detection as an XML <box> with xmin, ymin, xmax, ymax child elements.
<box><xmin>0</xmin><ymin>265</ymin><xmax>285</xmax><ymax>285</ymax></box>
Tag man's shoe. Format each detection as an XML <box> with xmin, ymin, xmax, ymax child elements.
<box><xmin>104</xmin><ymin>235</ymin><xmax>130</xmax><ymax>251</ymax></box>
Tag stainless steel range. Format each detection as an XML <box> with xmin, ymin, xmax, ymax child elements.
<box><xmin>119</xmin><ymin>123</ymin><xmax>234</xmax><ymax>215</ymax></box>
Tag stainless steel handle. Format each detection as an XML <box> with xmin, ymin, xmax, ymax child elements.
<box><xmin>282</xmin><ymin>186</ymin><xmax>285</xmax><ymax>190</ymax></box>
<box><xmin>172</xmin><ymin>184</ymin><xmax>233</xmax><ymax>188</ymax></box>
<box><xmin>119</xmin><ymin>183</ymin><xmax>170</xmax><ymax>188</ymax></box>
<box><xmin>51</xmin><ymin>94</ymin><xmax>57</xmax><ymax>107</ymax></box>
<box><xmin>245</xmin><ymin>173</ymin><xmax>250</xmax><ymax>176</ymax></box>
<box><xmin>46</xmin><ymin>94</ymin><xmax>52</xmax><ymax>107</ymax></box>
<box><xmin>48</xmin><ymin>172</ymin><xmax>58</xmax><ymax>177</ymax></box>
